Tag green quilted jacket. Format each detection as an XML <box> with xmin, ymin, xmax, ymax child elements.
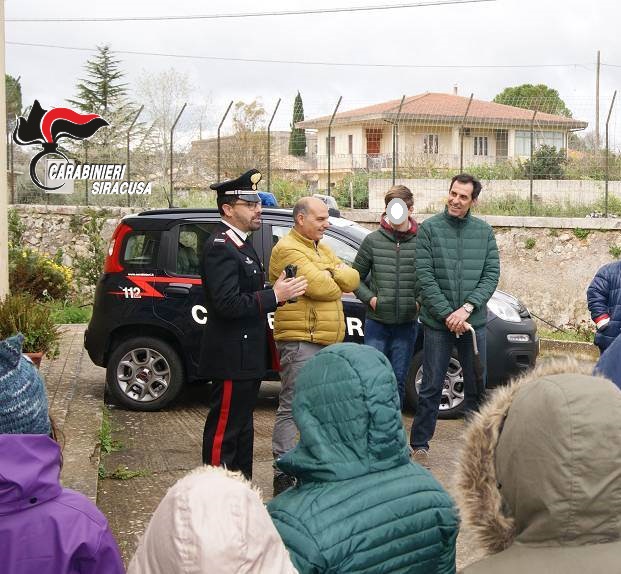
<box><xmin>417</xmin><ymin>207</ymin><xmax>499</xmax><ymax>330</ymax></box>
<box><xmin>352</xmin><ymin>217</ymin><xmax>418</xmax><ymax>324</ymax></box>
<box><xmin>268</xmin><ymin>343</ymin><xmax>459</xmax><ymax>574</ymax></box>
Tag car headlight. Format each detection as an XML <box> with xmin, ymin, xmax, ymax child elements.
<box><xmin>487</xmin><ymin>298</ymin><xmax>522</xmax><ymax>323</ymax></box>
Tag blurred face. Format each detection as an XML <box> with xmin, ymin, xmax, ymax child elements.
<box><xmin>447</xmin><ymin>180</ymin><xmax>475</xmax><ymax>218</ymax></box>
<box><xmin>222</xmin><ymin>199</ymin><xmax>262</xmax><ymax>232</ymax></box>
<box><xmin>295</xmin><ymin>199</ymin><xmax>330</xmax><ymax>241</ymax></box>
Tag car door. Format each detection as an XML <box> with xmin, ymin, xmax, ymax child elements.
<box><xmin>152</xmin><ymin>220</ymin><xmax>217</xmax><ymax>380</ymax></box>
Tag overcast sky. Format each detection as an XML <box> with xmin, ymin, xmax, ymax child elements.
<box><xmin>6</xmin><ymin>0</ymin><xmax>621</xmax><ymax>141</ymax></box>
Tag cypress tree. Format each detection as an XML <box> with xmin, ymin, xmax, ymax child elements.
<box><xmin>289</xmin><ymin>91</ymin><xmax>306</xmax><ymax>157</ymax></box>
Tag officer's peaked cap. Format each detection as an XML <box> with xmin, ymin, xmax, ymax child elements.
<box><xmin>211</xmin><ymin>169</ymin><xmax>262</xmax><ymax>203</ymax></box>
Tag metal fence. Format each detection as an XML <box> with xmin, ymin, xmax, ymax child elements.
<box><xmin>8</xmin><ymin>91</ymin><xmax>621</xmax><ymax>217</ymax></box>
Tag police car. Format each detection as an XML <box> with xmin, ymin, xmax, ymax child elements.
<box><xmin>84</xmin><ymin>207</ymin><xmax>539</xmax><ymax>416</ymax></box>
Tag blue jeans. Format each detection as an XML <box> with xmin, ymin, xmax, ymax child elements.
<box><xmin>410</xmin><ymin>325</ymin><xmax>487</xmax><ymax>450</ymax></box>
<box><xmin>364</xmin><ymin>318</ymin><xmax>418</xmax><ymax>408</ymax></box>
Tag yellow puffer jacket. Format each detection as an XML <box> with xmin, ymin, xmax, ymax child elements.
<box><xmin>269</xmin><ymin>228</ymin><xmax>360</xmax><ymax>345</ymax></box>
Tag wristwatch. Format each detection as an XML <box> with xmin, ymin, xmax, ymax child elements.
<box><xmin>463</xmin><ymin>302</ymin><xmax>474</xmax><ymax>314</ymax></box>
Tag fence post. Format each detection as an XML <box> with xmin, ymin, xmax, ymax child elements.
<box><xmin>327</xmin><ymin>96</ymin><xmax>342</xmax><ymax>196</ymax></box>
<box><xmin>7</xmin><ymin>75</ymin><xmax>20</xmax><ymax>204</ymax></box>
<box><xmin>605</xmin><ymin>91</ymin><xmax>617</xmax><ymax>217</ymax></box>
<box><xmin>392</xmin><ymin>95</ymin><xmax>406</xmax><ymax>185</ymax></box>
<box><xmin>84</xmin><ymin>141</ymin><xmax>89</xmax><ymax>206</ymax></box>
<box><xmin>267</xmin><ymin>98</ymin><xmax>281</xmax><ymax>193</ymax></box>
<box><xmin>126</xmin><ymin>104</ymin><xmax>144</xmax><ymax>207</ymax></box>
<box><xmin>217</xmin><ymin>101</ymin><xmax>233</xmax><ymax>183</ymax></box>
<box><xmin>459</xmin><ymin>93</ymin><xmax>474</xmax><ymax>173</ymax></box>
<box><xmin>169</xmin><ymin>102</ymin><xmax>187</xmax><ymax>208</ymax></box>
<box><xmin>529</xmin><ymin>109</ymin><xmax>538</xmax><ymax>216</ymax></box>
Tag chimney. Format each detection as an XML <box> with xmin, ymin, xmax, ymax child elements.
<box><xmin>453</xmin><ymin>84</ymin><xmax>458</xmax><ymax>96</ymax></box>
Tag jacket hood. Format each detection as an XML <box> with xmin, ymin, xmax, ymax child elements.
<box><xmin>456</xmin><ymin>358</ymin><xmax>621</xmax><ymax>564</ymax></box>
<box><xmin>277</xmin><ymin>343</ymin><xmax>410</xmax><ymax>482</ymax></box>
<box><xmin>379</xmin><ymin>214</ymin><xmax>418</xmax><ymax>240</ymax></box>
<box><xmin>127</xmin><ymin>465</ymin><xmax>297</xmax><ymax>574</ymax></box>
<box><xmin>0</xmin><ymin>434</ymin><xmax>62</xmax><ymax>515</ymax></box>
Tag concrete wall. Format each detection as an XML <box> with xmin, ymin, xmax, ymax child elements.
<box><xmin>369</xmin><ymin>178</ymin><xmax>621</xmax><ymax>211</ymax></box>
<box><xmin>13</xmin><ymin>204</ymin><xmax>621</xmax><ymax>332</ymax></box>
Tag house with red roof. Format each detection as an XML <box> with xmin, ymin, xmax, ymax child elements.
<box><xmin>297</xmin><ymin>92</ymin><xmax>587</xmax><ymax>188</ymax></box>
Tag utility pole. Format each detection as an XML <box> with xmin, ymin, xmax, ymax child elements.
<box><xmin>0</xmin><ymin>1</ymin><xmax>8</xmax><ymax>298</ymax></box>
<box><xmin>595</xmin><ymin>49</ymin><xmax>601</xmax><ymax>148</ymax></box>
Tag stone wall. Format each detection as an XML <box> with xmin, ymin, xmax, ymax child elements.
<box><xmin>13</xmin><ymin>204</ymin><xmax>621</xmax><ymax>330</ymax></box>
<box><xmin>13</xmin><ymin>204</ymin><xmax>139</xmax><ymax>267</ymax></box>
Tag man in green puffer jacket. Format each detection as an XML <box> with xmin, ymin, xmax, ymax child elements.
<box><xmin>353</xmin><ymin>185</ymin><xmax>419</xmax><ymax>408</ymax></box>
<box><xmin>268</xmin><ymin>343</ymin><xmax>459</xmax><ymax>574</ymax></box>
<box><xmin>410</xmin><ymin>174</ymin><xmax>499</xmax><ymax>466</ymax></box>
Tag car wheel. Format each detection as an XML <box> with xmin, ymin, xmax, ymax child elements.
<box><xmin>405</xmin><ymin>350</ymin><xmax>466</xmax><ymax>419</ymax></box>
<box><xmin>106</xmin><ymin>337</ymin><xmax>184</xmax><ymax>411</ymax></box>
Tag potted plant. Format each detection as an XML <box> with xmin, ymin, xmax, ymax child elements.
<box><xmin>0</xmin><ymin>293</ymin><xmax>61</xmax><ymax>366</ymax></box>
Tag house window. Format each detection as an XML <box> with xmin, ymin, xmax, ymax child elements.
<box><xmin>326</xmin><ymin>136</ymin><xmax>336</xmax><ymax>156</ymax></box>
<box><xmin>424</xmin><ymin>134</ymin><xmax>438</xmax><ymax>154</ymax></box>
<box><xmin>474</xmin><ymin>136</ymin><xmax>488</xmax><ymax>156</ymax></box>
<box><xmin>515</xmin><ymin>130</ymin><xmax>565</xmax><ymax>156</ymax></box>
<box><xmin>348</xmin><ymin>134</ymin><xmax>353</xmax><ymax>155</ymax></box>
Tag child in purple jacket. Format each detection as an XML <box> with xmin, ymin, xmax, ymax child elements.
<box><xmin>0</xmin><ymin>334</ymin><xmax>125</xmax><ymax>574</ymax></box>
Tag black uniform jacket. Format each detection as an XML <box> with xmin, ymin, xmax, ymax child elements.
<box><xmin>198</xmin><ymin>222</ymin><xmax>278</xmax><ymax>380</ymax></box>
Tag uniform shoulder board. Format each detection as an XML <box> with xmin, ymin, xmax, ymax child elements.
<box><xmin>225</xmin><ymin>229</ymin><xmax>244</xmax><ymax>249</ymax></box>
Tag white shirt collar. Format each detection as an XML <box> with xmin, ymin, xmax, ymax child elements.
<box><xmin>222</xmin><ymin>220</ymin><xmax>248</xmax><ymax>242</ymax></box>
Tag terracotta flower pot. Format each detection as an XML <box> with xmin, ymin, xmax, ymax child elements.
<box><xmin>24</xmin><ymin>352</ymin><xmax>43</xmax><ymax>368</ymax></box>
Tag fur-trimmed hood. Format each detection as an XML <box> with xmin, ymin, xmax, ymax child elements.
<box><xmin>456</xmin><ymin>359</ymin><xmax>621</xmax><ymax>574</ymax></box>
<box><xmin>128</xmin><ymin>465</ymin><xmax>297</xmax><ymax>574</ymax></box>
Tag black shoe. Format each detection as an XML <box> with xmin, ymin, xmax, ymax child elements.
<box><xmin>273</xmin><ymin>474</ymin><xmax>296</xmax><ymax>496</ymax></box>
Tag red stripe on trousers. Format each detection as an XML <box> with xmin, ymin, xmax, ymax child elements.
<box><xmin>211</xmin><ymin>379</ymin><xmax>233</xmax><ymax>467</ymax></box>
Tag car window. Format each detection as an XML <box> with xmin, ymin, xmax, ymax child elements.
<box><xmin>123</xmin><ymin>231</ymin><xmax>160</xmax><ymax>269</ymax></box>
<box><xmin>272</xmin><ymin>225</ymin><xmax>290</xmax><ymax>246</ymax></box>
<box><xmin>321</xmin><ymin>234</ymin><xmax>358</xmax><ymax>267</ymax></box>
<box><xmin>272</xmin><ymin>224</ymin><xmax>358</xmax><ymax>267</ymax></box>
<box><xmin>175</xmin><ymin>223</ymin><xmax>216</xmax><ymax>276</ymax></box>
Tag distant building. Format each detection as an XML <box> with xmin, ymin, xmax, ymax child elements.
<box><xmin>297</xmin><ymin>92</ymin><xmax>588</xmax><ymax>189</ymax></box>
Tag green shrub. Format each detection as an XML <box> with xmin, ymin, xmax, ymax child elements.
<box><xmin>69</xmin><ymin>208</ymin><xmax>110</xmax><ymax>289</ymax></box>
<box><xmin>272</xmin><ymin>178</ymin><xmax>307</xmax><ymax>207</ymax></box>
<box><xmin>9</xmin><ymin>247</ymin><xmax>73</xmax><ymax>300</ymax></box>
<box><xmin>466</xmin><ymin>161</ymin><xmax>523</xmax><ymax>181</ymax></box>
<box><xmin>573</xmin><ymin>227</ymin><xmax>590</xmax><ymax>240</ymax></box>
<box><xmin>522</xmin><ymin>145</ymin><xmax>566</xmax><ymax>180</ymax></box>
<box><xmin>0</xmin><ymin>293</ymin><xmax>61</xmax><ymax>358</ymax></box>
<box><xmin>49</xmin><ymin>300</ymin><xmax>92</xmax><ymax>324</ymax></box>
<box><xmin>333</xmin><ymin>172</ymin><xmax>369</xmax><ymax>209</ymax></box>
<box><xmin>8</xmin><ymin>209</ymin><xmax>26</xmax><ymax>244</ymax></box>
<box><xmin>525</xmin><ymin>238</ymin><xmax>536</xmax><ymax>249</ymax></box>
<box><xmin>609</xmin><ymin>245</ymin><xmax>621</xmax><ymax>259</ymax></box>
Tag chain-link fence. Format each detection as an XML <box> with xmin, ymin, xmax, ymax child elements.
<box><xmin>8</xmin><ymin>91</ymin><xmax>621</xmax><ymax>216</ymax></box>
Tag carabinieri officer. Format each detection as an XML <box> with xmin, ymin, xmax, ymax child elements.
<box><xmin>199</xmin><ymin>169</ymin><xmax>307</xmax><ymax>479</ymax></box>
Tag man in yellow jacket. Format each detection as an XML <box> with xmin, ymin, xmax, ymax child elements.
<box><xmin>269</xmin><ymin>196</ymin><xmax>360</xmax><ymax>495</ymax></box>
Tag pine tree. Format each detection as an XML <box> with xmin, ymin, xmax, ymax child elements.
<box><xmin>289</xmin><ymin>91</ymin><xmax>306</xmax><ymax>157</ymax></box>
<box><xmin>67</xmin><ymin>45</ymin><xmax>138</xmax><ymax>159</ymax></box>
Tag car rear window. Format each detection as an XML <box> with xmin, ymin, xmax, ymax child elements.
<box><xmin>175</xmin><ymin>223</ymin><xmax>216</xmax><ymax>275</ymax></box>
<box><xmin>122</xmin><ymin>231</ymin><xmax>161</xmax><ymax>269</ymax></box>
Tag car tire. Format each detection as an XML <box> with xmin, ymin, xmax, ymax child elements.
<box><xmin>106</xmin><ymin>337</ymin><xmax>184</xmax><ymax>411</ymax></box>
<box><xmin>404</xmin><ymin>350</ymin><xmax>466</xmax><ymax>420</ymax></box>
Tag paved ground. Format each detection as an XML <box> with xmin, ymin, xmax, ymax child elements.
<box><xmin>43</xmin><ymin>325</ymin><xmax>596</xmax><ymax>571</ymax></box>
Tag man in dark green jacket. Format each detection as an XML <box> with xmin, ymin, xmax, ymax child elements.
<box><xmin>268</xmin><ymin>343</ymin><xmax>459</xmax><ymax>574</ymax></box>
<box><xmin>410</xmin><ymin>174</ymin><xmax>499</xmax><ymax>465</ymax></box>
<box><xmin>353</xmin><ymin>185</ymin><xmax>419</xmax><ymax>407</ymax></box>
